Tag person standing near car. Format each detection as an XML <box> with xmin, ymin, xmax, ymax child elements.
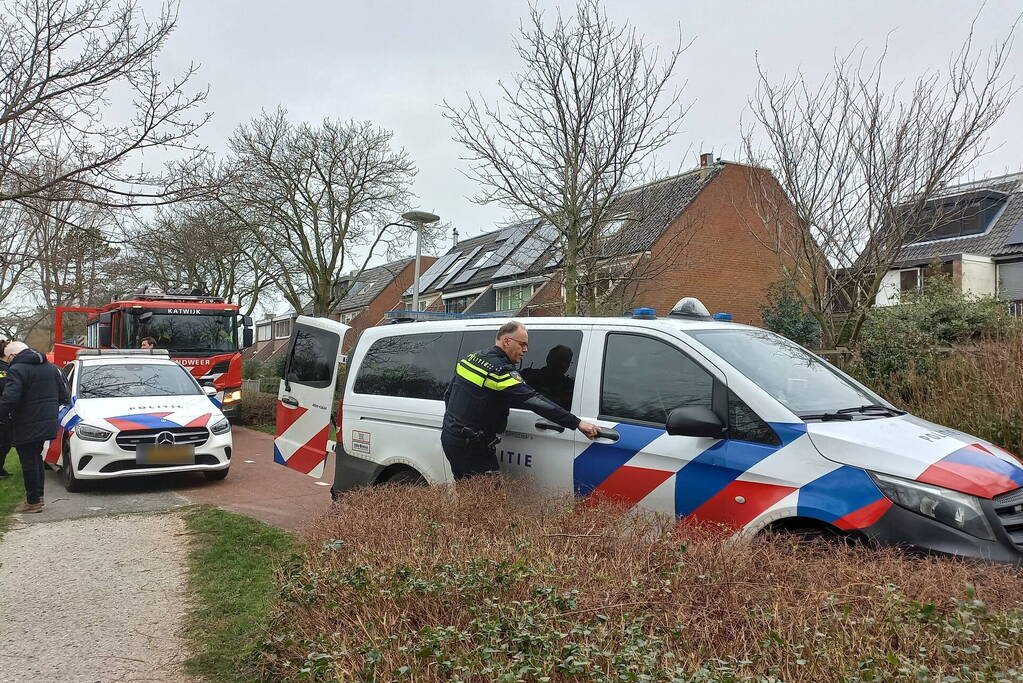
<box><xmin>140</xmin><ymin>337</ymin><xmax>157</xmax><ymax>350</ymax></box>
<box><xmin>0</xmin><ymin>340</ymin><xmax>11</xmax><ymax>480</ymax></box>
<box><xmin>0</xmin><ymin>341</ymin><xmax>70</xmax><ymax>513</ymax></box>
<box><xmin>441</xmin><ymin>321</ymin><xmax>600</xmax><ymax>480</ymax></box>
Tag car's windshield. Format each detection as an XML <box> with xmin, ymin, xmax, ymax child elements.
<box><xmin>127</xmin><ymin>312</ymin><xmax>237</xmax><ymax>354</ymax></box>
<box><xmin>687</xmin><ymin>328</ymin><xmax>886</xmax><ymax>416</ymax></box>
<box><xmin>79</xmin><ymin>363</ymin><xmax>202</xmax><ymax>399</ymax></box>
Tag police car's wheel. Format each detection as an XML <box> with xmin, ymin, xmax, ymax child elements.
<box><xmin>203</xmin><ymin>467</ymin><xmax>229</xmax><ymax>481</ymax></box>
<box><xmin>61</xmin><ymin>441</ymin><xmax>85</xmax><ymax>493</ymax></box>
<box><xmin>382</xmin><ymin>469</ymin><xmax>426</xmax><ymax>486</ymax></box>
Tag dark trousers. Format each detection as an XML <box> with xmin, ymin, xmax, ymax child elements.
<box><xmin>16</xmin><ymin>441</ymin><xmax>45</xmax><ymax>504</ymax></box>
<box><xmin>441</xmin><ymin>430</ymin><xmax>499</xmax><ymax>480</ymax></box>
<box><xmin>0</xmin><ymin>425</ymin><xmax>11</xmax><ymax>474</ymax></box>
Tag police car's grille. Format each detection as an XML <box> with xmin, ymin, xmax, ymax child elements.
<box><xmin>115</xmin><ymin>427</ymin><xmax>209</xmax><ymax>451</ymax></box>
<box><xmin>100</xmin><ymin>454</ymin><xmax>220</xmax><ymax>473</ymax></box>
<box><xmin>992</xmin><ymin>487</ymin><xmax>1023</xmax><ymax>546</ymax></box>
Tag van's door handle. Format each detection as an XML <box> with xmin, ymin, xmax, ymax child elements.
<box><xmin>280</xmin><ymin>395</ymin><xmax>299</xmax><ymax>408</ymax></box>
<box><xmin>534</xmin><ymin>421</ymin><xmax>565</xmax><ymax>433</ymax></box>
<box><xmin>596</xmin><ymin>428</ymin><xmax>620</xmax><ymax>442</ymax></box>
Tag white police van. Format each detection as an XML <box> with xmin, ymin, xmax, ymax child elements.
<box><xmin>273</xmin><ymin>300</ymin><xmax>1023</xmax><ymax>564</ymax></box>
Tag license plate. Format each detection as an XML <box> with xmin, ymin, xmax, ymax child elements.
<box><xmin>137</xmin><ymin>444</ymin><xmax>195</xmax><ymax>466</ymax></box>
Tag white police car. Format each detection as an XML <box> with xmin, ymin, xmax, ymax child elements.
<box><xmin>272</xmin><ymin>301</ymin><xmax>1023</xmax><ymax>565</ymax></box>
<box><xmin>46</xmin><ymin>350</ymin><xmax>232</xmax><ymax>491</ymax></box>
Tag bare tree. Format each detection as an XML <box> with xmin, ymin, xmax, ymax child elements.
<box><xmin>444</xmin><ymin>0</ymin><xmax>687</xmax><ymax>315</ymax></box>
<box><xmin>121</xmin><ymin>201</ymin><xmax>279</xmax><ymax>316</ymax></box>
<box><xmin>742</xmin><ymin>25</ymin><xmax>1017</xmax><ymax>348</ymax></box>
<box><xmin>0</xmin><ymin>0</ymin><xmax>211</xmax><ymax>213</ymax></box>
<box><xmin>223</xmin><ymin>109</ymin><xmax>423</xmax><ymax>316</ymax></box>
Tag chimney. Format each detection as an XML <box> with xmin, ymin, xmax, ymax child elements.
<box><xmin>699</xmin><ymin>152</ymin><xmax>714</xmax><ymax>179</ymax></box>
<box><xmin>452</xmin><ymin>227</ymin><xmax>460</xmax><ymax>246</ymax></box>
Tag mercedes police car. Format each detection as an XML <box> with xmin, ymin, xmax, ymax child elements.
<box><xmin>271</xmin><ymin>300</ymin><xmax>1023</xmax><ymax>565</ymax></box>
<box><xmin>46</xmin><ymin>350</ymin><xmax>232</xmax><ymax>491</ymax></box>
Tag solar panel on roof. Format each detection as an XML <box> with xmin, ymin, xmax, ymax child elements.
<box><xmin>488</xmin><ymin>222</ymin><xmax>533</xmax><ymax>272</ymax></box>
<box><xmin>434</xmin><ymin>246</ymin><xmax>482</xmax><ymax>290</ymax></box>
<box><xmin>404</xmin><ymin>251</ymin><xmax>460</xmax><ymax>296</ymax></box>
<box><xmin>1006</xmin><ymin>216</ymin><xmax>1023</xmax><ymax>246</ymax></box>
<box><xmin>493</xmin><ymin>223</ymin><xmax>557</xmax><ymax>278</ymax></box>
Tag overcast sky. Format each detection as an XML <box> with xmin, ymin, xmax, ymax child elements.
<box><xmin>139</xmin><ymin>0</ymin><xmax>1021</xmax><ymax>315</ymax></box>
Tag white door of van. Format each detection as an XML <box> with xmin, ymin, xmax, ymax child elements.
<box><xmin>274</xmin><ymin>316</ymin><xmax>350</xmax><ymax>478</ymax></box>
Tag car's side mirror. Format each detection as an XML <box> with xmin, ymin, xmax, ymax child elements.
<box><xmin>665</xmin><ymin>406</ymin><xmax>726</xmax><ymax>439</ymax></box>
<box><xmin>203</xmin><ymin>386</ymin><xmax>217</xmax><ymax>397</ymax></box>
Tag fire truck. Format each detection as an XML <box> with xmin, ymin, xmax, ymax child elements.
<box><xmin>52</xmin><ymin>287</ymin><xmax>255</xmax><ymax>418</ymax></box>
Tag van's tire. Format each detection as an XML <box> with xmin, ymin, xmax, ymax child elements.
<box><xmin>382</xmin><ymin>469</ymin><xmax>426</xmax><ymax>486</ymax></box>
<box><xmin>204</xmin><ymin>467</ymin><xmax>229</xmax><ymax>481</ymax></box>
<box><xmin>61</xmin><ymin>443</ymin><xmax>85</xmax><ymax>493</ymax></box>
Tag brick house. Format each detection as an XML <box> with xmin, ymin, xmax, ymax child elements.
<box><xmin>247</xmin><ymin>256</ymin><xmax>436</xmax><ymax>363</ymax></box>
<box><xmin>398</xmin><ymin>157</ymin><xmax>802</xmax><ymax>325</ymax></box>
<box><xmin>869</xmin><ymin>171</ymin><xmax>1023</xmax><ymax>314</ymax></box>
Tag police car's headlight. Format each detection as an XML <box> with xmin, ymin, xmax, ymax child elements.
<box><xmin>870</xmin><ymin>472</ymin><xmax>994</xmax><ymax>540</ymax></box>
<box><xmin>76</xmin><ymin>423</ymin><xmax>112</xmax><ymax>442</ymax></box>
<box><xmin>210</xmin><ymin>418</ymin><xmax>231</xmax><ymax>435</ymax></box>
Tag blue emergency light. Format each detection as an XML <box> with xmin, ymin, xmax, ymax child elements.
<box><xmin>632</xmin><ymin>307</ymin><xmax>657</xmax><ymax>319</ymax></box>
<box><xmin>712</xmin><ymin>312</ymin><xmax>733</xmax><ymax>321</ymax></box>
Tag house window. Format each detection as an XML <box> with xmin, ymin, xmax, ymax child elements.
<box><xmin>899</xmin><ymin>269</ymin><xmax>920</xmax><ymax>294</ymax></box>
<box><xmin>496</xmin><ymin>283</ymin><xmax>538</xmax><ymax>312</ymax></box>
<box><xmin>599</xmin><ymin>214</ymin><xmax>630</xmax><ymax>240</ymax></box>
<box><xmin>908</xmin><ymin>195</ymin><xmax>1004</xmax><ymax>243</ymax></box>
<box><xmin>340</xmin><ymin>310</ymin><xmax>360</xmax><ymax>324</ymax></box>
<box><xmin>445</xmin><ymin>295</ymin><xmax>474</xmax><ymax>314</ymax></box>
<box><xmin>256</xmin><ymin>324</ymin><xmax>272</xmax><ymax>342</ymax></box>
<box><xmin>274</xmin><ymin>319</ymin><xmax>292</xmax><ymax>339</ymax></box>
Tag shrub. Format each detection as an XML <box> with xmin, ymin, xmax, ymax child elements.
<box><xmin>239</xmin><ymin>391</ymin><xmax>276</xmax><ymax>427</ymax></box>
<box><xmin>254</xmin><ymin>478</ymin><xmax>1023</xmax><ymax>681</ymax></box>
<box><xmin>760</xmin><ymin>276</ymin><xmax>822</xmax><ymax>348</ymax></box>
<box><xmin>265</xmin><ymin>353</ymin><xmax>287</xmax><ymax>379</ymax></box>
<box><xmin>242</xmin><ymin>358</ymin><xmax>264</xmax><ymax>380</ymax></box>
<box><xmin>853</xmin><ymin>274</ymin><xmax>1012</xmax><ymax>385</ymax></box>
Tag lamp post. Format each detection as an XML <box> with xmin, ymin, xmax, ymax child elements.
<box><xmin>401</xmin><ymin>210</ymin><xmax>440</xmax><ymax>312</ymax></box>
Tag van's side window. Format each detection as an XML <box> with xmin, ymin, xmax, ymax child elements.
<box><xmin>728</xmin><ymin>390</ymin><xmax>780</xmax><ymax>446</ymax></box>
<box><xmin>601</xmin><ymin>333</ymin><xmax>713</xmax><ymax>425</ymax></box>
<box><xmin>518</xmin><ymin>330</ymin><xmax>583</xmax><ymax>410</ymax></box>
<box><xmin>285</xmin><ymin>325</ymin><xmax>340</xmax><ymax>389</ymax></box>
<box><xmin>354</xmin><ymin>332</ymin><xmax>461</xmax><ymax>400</ymax></box>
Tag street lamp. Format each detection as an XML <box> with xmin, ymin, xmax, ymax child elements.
<box><xmin>401</xmin><ymin>210</ymin><xmax>440</xmax><ymax>312</ymax></box>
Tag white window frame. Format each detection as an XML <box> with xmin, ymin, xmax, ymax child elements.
<box><xmin>273</xmin><ymin>318</ymin><xmax>292</xmax><ymax>339</ymax></box>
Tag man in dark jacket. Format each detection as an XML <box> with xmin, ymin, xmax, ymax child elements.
<box><xmin>0</xmin><ymin>341</ymin><xmax>70</xmax><ymax>512</ymax></box>
<box><xmin>0</xmin><ymin>340</ymin><xmax>11</xmax><ymax>479</ymax></box>
<box><xmin>441</xmin><ymin>321</ymin><xmax>599</xmax><ymax>480</ymax></box>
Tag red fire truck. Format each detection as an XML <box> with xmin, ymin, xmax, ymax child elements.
<box><xmin>52</xmin><ymin>287</ymin><xmax>254</xmax><ymax>418</ymax></box>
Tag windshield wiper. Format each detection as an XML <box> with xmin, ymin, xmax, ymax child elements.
<box><xmin>834</xmin><ymin>404</ymin><xmax>906</xmax><ymax>416</ymax></box>
<box><xmin>797</xmin><ymin>412</ymin><xmax>855</xmax><ymax>422</ymax></box>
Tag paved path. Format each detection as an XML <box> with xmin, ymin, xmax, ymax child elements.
<box><xmin>0</xmin><ymin>512</ymin><xmax>190</xmax><ymax>682</ymax></box>
<box><xmin>16</xmin><ymin>426</ymin><xmax>335</xmax><ymax>531</ymax></box>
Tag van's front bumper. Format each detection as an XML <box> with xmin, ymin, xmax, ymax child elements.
<box><xmin>860</xmin><ymin>495</ymin><xmax>1023</xmax><ymax>566</ymax></box>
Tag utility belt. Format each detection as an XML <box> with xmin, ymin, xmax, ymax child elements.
<box><xmin>450</xmin><ymin>424</ymin><xmax>500</xmax><ymax>450</ymax></box>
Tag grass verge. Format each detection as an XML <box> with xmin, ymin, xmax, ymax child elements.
<box><xmin>0</xmin><ymin>450</ymin><xmax>23</xmax><ymax>535</ymax></box>
<box><xmin>183</xmin><ymin>505</ymin><xmax>293</xmax><ymax>682</ymax></box>
<box><xmin>255</xmin><ymin>477</ymin><xmax>1023</xmax><ymax>681</ymax></box>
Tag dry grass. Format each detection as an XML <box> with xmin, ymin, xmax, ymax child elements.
<box><xmin>870</xmin><ymin>331</ymin><xmax>1023</xmax><ymax>456</ymax></box>
<box><xmin>254</xmin><ymin>478</ymin><xmax>1023</xmax><ymax>681</ymax></box>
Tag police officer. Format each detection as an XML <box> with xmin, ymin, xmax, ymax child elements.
<box><xmin>0</xmin><ymin>340</ymin><xmax>10</xmax><ymax>479</ymax></box>
<box><xmin>442</xmin><ymin>321</ymin><xmax>600</xmax><ymax>479</ymax></box>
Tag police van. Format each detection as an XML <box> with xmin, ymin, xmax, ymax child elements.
<box><xmin>273</xmin><ymin>299</ymin><xmax>1023</xmax><ymax>564</ymax></box>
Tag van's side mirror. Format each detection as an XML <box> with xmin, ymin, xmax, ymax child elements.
<box><xmin>665</xmin><ymin>406</ymin><xmax>726</xmax><ymax>439</ymax></box>
<box><xmin>242</xmin><ymin>315</ymin><xmax>254</xmax><ymax>348</ymax></box>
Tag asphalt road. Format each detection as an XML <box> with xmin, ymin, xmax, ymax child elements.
<box><xmin>12</xmin><ymin>426</ymin><xmax>336</xmax><ymax>531</ymax></box>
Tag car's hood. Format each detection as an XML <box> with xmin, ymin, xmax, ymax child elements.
<box><xmin>73</xmin><ymin>395</ymin><xmax>223</xmax><ymax>431</ymax></box>
<box><xmin>806</xmin><ymin>413</ymin><xmax>1023</xmax><ymax>499</ymax></box>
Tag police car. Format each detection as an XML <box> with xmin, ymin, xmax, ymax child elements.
<box><xmin>271</xmin><ymin>302</ymin><xmax>1023</xmax><ymax>564</ymax></box>
<box><xmin>47</xmin><ymin>350</ymin><xmax>232</xmax><ymax>491</ymax></box>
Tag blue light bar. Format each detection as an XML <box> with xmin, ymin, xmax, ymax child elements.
<box><xmin>712</xmin><ymin>312</ymin><xmax>733</xmax><ymax>321</ymax></box>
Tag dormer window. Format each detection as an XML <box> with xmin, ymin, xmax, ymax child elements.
<box><xmin>907</xmin><ymin>190</ymin><xmax>1006</xmax><ymax>244</ymax></box>
<box><xmin>599</xmin><ymin>214</ymin><xmax>631</xmax><ymax>240</ymax></box>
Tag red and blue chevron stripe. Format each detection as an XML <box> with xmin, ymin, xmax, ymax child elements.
<box><xmin>797</xmin><ymin>465</ymin><xmax>891</xmax><ymax>530</ymax></box>
<box><xmin>916</xmin><ymin>443</ymin><xmax>1023</xmax><ymax>498</ymax></box>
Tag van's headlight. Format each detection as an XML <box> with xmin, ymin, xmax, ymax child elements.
<box><xmin>210</xmin><ymin>418</ymin><xmax>231</xmax><ymax>435</ymax></box>
<box><xmin>870</xmin><ymin>472</ymin><xmax>994</xmax><ymax>540</ymax></box>
<box><xmin>76</xmin><ymin>423</ymin><xmax>112</xmax><ymax>442</ymax></box>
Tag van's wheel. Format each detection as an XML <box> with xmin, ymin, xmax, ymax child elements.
<box><xmin>382</xmin><ymin>469</ymin><xmax>426</xmax><ymax>486</ymax></box>
<box><xmin>61</xmin><ymin>441</ymin><xmax>85</xmax><ymax>493</ymax></box>
<box><xmin>204</xmin><ymin>467</ymin><xmax>229</xmax><ymax>481</ymax></box>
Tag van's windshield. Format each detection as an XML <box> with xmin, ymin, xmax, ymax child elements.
<box><xmin>687</xmin><ymin>328</ymin><xmax>886</xmax><ymax>416</ymax></box>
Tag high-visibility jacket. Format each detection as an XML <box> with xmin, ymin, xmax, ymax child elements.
<box><xmin>442</xmin><ymin>346</ymin><xmax>581</xmax><ymax>438</ymax></box>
